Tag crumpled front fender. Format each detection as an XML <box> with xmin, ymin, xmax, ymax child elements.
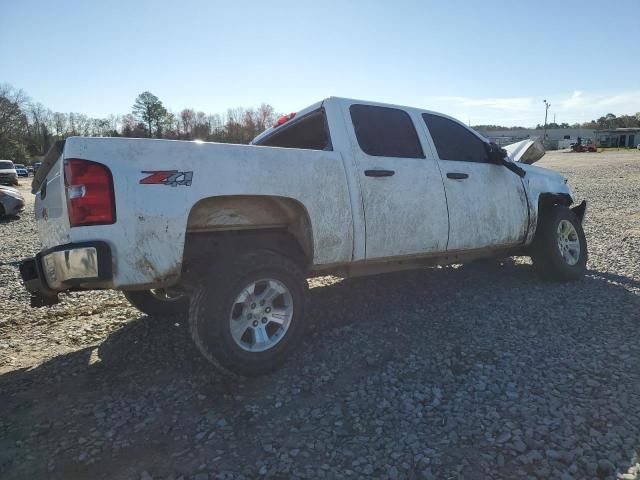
<box><xmin>571</xmin><ymin>200</ymin><xmax>587</xmax><ymax>223</ymax></box>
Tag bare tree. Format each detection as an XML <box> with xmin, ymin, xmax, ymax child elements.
<box><xmin>180</xmin><ymin>108</ymin><xmax>195</xmax><ymax>138</ymax></box>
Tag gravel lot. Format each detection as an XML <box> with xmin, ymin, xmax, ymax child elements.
<box><xmin>1</xmin><ymin>150</ymin><xmax>639</xmax><ymax>480</ymax></box>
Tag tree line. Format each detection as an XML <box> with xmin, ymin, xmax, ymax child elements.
<box><xmin>0</xmin><ymin>84</ymin><xmax>279</xmax><ymax>162</ymax></box>
<box><xmin>3</xmin><ymin>82</ymin><xmax>640</xmax><ymax>163</ymax></box>
<box><xmin>474</xmin><ymin>112</ymin><xmax>640</xmax><ymax>132</ymax></box>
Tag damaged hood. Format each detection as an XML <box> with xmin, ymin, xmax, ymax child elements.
<box><xmin>504</xmin><ymin>138</ymin><xmax>545</xmax><ymax>164</ymax></box>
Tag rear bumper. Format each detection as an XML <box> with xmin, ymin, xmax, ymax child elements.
<box><xmin>20</xmin><ymin>241</ymin><xmax>112</xmax><ymax>307</ymax></box>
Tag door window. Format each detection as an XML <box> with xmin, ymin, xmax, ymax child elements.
<box><xmin>350</xmin><ymin>104</ymin><xmax>424</xmax><ymax>158</ymax></box>
<box><xmin>422</xmin><ymin>113</ymin><xmax>488</xmax><ymax>163</ymax></box>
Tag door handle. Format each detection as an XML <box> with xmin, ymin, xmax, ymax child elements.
<box><xmin>364</xmin><ymin>169</ymin><xmax>395</xmax><ymax>177</ymax></box>
<box><xmin>446</xmin><ymin>172</ymin><xmax>469</xmax><ymax>180</ymax></box>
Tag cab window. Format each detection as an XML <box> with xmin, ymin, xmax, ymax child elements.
<box><xmin>350</xmin><ymin>104</ymin><xmax>424</xmax><ymax>158</ymax></box>
<box><xmin>422</xmin><ymin>113</ymin><xmax>488</xmax><ymax>162</ymax></box>
<box><xmin>257</xmin><ymin>109</ymin><xmax>331</xmax><ymax>151</ymax></box>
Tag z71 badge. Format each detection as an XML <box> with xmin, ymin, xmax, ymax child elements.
<box><xmin>140</xmin><ymin>170</ymin><xmax>193</xmax><ymax>187</ymax></box>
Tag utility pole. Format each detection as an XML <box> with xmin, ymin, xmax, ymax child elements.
<box><xmin>543</xmin><ymin>99</ymin><xmax>551</xmax><ymax>146</ymax></box>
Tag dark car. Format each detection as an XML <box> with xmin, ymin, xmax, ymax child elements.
<box><xmin>14</xmin><ymin>164</ymin><xmax>29</xmax><ymax>177</ymax></box>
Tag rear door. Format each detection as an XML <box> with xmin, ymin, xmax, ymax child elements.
<box><xmin>346</xmin><ymin>103</ymin><xmax>449</xmax><ymax>259</ymax></box>
<box><xmin>421</xmin><ymin>113</ymin><xmax>528</xmax><ymax>251</ymax></box>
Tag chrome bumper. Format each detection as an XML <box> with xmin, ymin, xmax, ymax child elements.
<box><xmin>42</xmin><ymin>246</ymin><xmax>100</xmax><ymax>290</ymax></box>
<box><xmin>20</xmin><ymin>242</ymin><xmax>112</xmax><ymax>307</ymax></box>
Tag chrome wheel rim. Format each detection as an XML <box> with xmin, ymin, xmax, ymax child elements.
<box><xmin>557</xmin><ymin>220</ymin><xmax>580</xmax><ymax>266</ymax></box>
<box><xmin>149</xmin><ymin>289</ymin><xmax>183</xmax><ymax>302</ymax></box>
<box><xmin>229</xmin><ymin>278</ymin><xmax>293</xmax><ymax>352</ymax></box>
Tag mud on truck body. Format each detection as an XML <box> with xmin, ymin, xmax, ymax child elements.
<box><xmin>21</xmin><ymin>97</ymin><xmax>587</xmax><ymax>376</ymax></box>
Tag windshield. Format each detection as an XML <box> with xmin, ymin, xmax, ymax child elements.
<box><xmin>0</xmin><ymin>161</ymin><xmax>15</xmax><ymax>169</ymax></box>
<box><xmin>15</xmin><ymin>164</ymin><xmax>25</xmax><ymax>169</ymax></box>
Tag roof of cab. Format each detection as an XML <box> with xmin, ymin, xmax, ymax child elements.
<box><xmin>250</xmin><ymin>96</ymin><xmax>492</xmax><ymax>146</ymax></box>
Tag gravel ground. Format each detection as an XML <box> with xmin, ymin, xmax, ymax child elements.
<box><xmin>1</xmin><ymin>150</ymin><xmax>639</xmax><ymax>480</ymax></box>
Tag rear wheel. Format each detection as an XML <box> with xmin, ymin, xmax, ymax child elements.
<box><xmin>123</xmin><ymin>289</ymin><xmax>189</xmax><ymax>317</ymax></box>
<box><xmin>531</xmin><ymin>206</ymin><xmax>587</xmax><ymax>281</ymax></box>
<box><xmin>189</xmin><ymin>250</ymin><xmax>307</xmax><ymax>377</ymax></box>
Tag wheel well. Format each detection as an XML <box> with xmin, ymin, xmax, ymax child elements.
<box><xmin>181</xmin><ymin>229</ymin><xmax>309</xmax><ymax>286</ymax></box>
<box><xmin>537</xmin><ymin>192</ymin><xmax>573</xmax><ymax>223</ymax></box>
<box><xmin>538</xmin><ymin>192</ymin><xmax>572</xmax><ymax>211</ymax></box>
<box><xmin>531</xmin><ymin>193</ymin><xmax>574</xmax><ymax>244</ymax></box>
<box><xmin>186</xmin><ymin>194</ymin><xmax>313</xmax><ymax>258</ymax></box>
<box><xmin>182</xmin><ymin>195</ymin><xmax>313</xmax><ymax>284</ymax></box>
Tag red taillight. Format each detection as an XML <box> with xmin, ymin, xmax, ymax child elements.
<box><xmin>64</xmin><ymin>159</ymin><xmax>116</xmax><ymax>227</ymax></box>
<box><xmin>273</xmin><ymin>112</ymin><xmax>296</xmax><ymax>128</ymax></box>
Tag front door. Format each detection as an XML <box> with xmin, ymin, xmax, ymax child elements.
<box><xmin>346</xmin><ymin>104</ymin><xmax>449</xmax><ymax>259</ymax></box>
<box><xmin>422</xmin><ymin>113</ymin><xmax>529</xmax><ymax>251</ymax></box>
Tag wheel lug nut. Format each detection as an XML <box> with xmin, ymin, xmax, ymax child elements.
<box><xmin>261</xmin><ymin>317</ymin><xmax>267</xmax><ymax>324</ymax></box>
<box><xmin>251</xmin><ymin>303</ymin><xmax>256</xmax><ymax>309</ymax></box>
<box><xmin>252</xmin><ymin>320</ymin><xmax>259</xmax><ymax>327</ymax></box>
<box><xmin>265</xmin><ymin>307</ymin><xmax>271</xmax><ymax>313</ymax></box>
<box><xmin>247</xmin><ymin>313</ymin><xmax>252</xmax><ymax>319</ymax></box>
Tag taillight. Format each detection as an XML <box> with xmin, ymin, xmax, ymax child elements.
<box><xmin>63</xmin><ymin>159</ymin><xmax>116</xmax><ymax>227</ymax></box>
<box><xmin>273</xmin><ymin>112</ymin><xmax>296</xmax><ymax>128</ymax></box>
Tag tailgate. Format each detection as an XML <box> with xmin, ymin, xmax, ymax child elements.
<box><xmin>33</xmin><ymin>141</ymin><xmax>72</xmax><ymax>249</ymax></box>
<box><xmin>32</xmin><ymin>140</ymin><xmax>65</xmax><ymax>194</ymax></box>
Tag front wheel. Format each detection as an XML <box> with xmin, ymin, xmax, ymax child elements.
<box><xmin>531</xmin><ymin>205</ymin><xmax>587</xmax><ymax>281</ymax></box>
<box><xmin>123</xmin><ymin>289</ymin><xmax>189</xmax><ymax>317</ymax></box>
<box><xmin>189</xmin><ymin>250</ymin><xmax>308</xmax><ymax>377</ymax></box>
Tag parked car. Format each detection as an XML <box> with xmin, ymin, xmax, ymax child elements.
<box><xmin>0</xmin><ymin>185</ymin><xmax>25</xmax><ymax>217</ymax></box>
<box><xmin>27</xmin><ymin>166</ymin><xmax>34</xmax><ymax>175</ymax></box>
<box><xmin>20</xmin><ymin>97</ymin><xmax>587</xmax><ymax>376</ymax></box>
<box><xmin>32</xmin><ymin>162</ymin><xmax>42</xmax><ymax>174</ymax></box>
<box><xmin>14</xmin><ymin>164</ymin><xmax>29</xmax><ymax>177</ymax></box>
<box><xmin>0</xmin><ymin>160</ymin><xmax>19</xmax><ymax>186</ymax></box>
<box><xmin>571</xmin><ymin>142</ymin><xmax>597</xmax><ymax>153</ymax></box>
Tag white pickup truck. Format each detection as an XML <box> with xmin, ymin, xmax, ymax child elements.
<box><xmin>21</xmin><ymin>97</ymin><xmax>587</xmax><ymax>376</ymax></box>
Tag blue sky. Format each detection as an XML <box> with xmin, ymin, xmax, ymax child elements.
<box><xmin>2</xmin><ymin>0</ymin><xmax>639</xmax><ymax>127</ymax></box>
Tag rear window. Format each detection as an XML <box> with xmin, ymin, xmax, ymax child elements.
<box><xmin>422</xmin><ymin>113</ymin><xmax>488</xmax><ymax>162</ymax></box>
<box><xmin>257</xmin><ymin>109</ymin><xmax>331</xmax><ymax>150</ymax></box>
<box><xmin>0</xmin><ymin>161</ymin><xmax>15</xmax><ymax>169</ymax></box>
<box><xmin>350</xmin><ymin>104</ymin><xmax>424</xmax><ymax>158</ymax></box>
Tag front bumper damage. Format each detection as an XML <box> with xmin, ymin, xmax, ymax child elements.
<box><xmin>20</xmin><ymin>241</ymin><xmax>112</xmax><ymax>307</ymax></box>
<box><xmin>571</xmin><ymin>200</ymin><xmax>587</xmax><ymax>223</ymax></box>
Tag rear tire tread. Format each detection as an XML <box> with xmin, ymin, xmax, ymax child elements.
<box><xmin>189</xmin><ymin>249</ymin><xmax>308</xmax><ymax>377</ymax></box>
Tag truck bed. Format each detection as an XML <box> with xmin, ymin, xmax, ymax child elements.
<box><xmin>34</xmin><ymin>137</ymin><xmax>354</xmax><ymax>289</ymax></box>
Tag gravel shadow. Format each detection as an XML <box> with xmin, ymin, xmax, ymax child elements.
<box><xmin>1</xmin><ymin>261</ymin><xmax>639</xmax><ymax>479</ymax></box>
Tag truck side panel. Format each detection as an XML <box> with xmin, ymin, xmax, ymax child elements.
<box><xmin>61</xmin><ymin>137</ymin><xmax>353</xmax><ymax>289</ymax></box>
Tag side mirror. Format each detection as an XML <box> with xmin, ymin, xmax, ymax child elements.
<box><xmin>485</xmin><ymin>142</ymin><xmax>526</xmax><ymax>178</ymax></box>
<box><xmin>485</xmin><ymin>142</ymin><xmax>508</xmax><ymax>164</ymax></box>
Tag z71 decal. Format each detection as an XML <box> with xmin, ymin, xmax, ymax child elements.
<box><xmin>140</xmin><ymin>170</ymin><xmax>193</xmax><ymax>187</ymax></box>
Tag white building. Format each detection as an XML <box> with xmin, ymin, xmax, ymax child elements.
<box><xmin>476</xmin><ymin>128</ymin><xmax>597</xmax><ymax>150</ymax></box>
